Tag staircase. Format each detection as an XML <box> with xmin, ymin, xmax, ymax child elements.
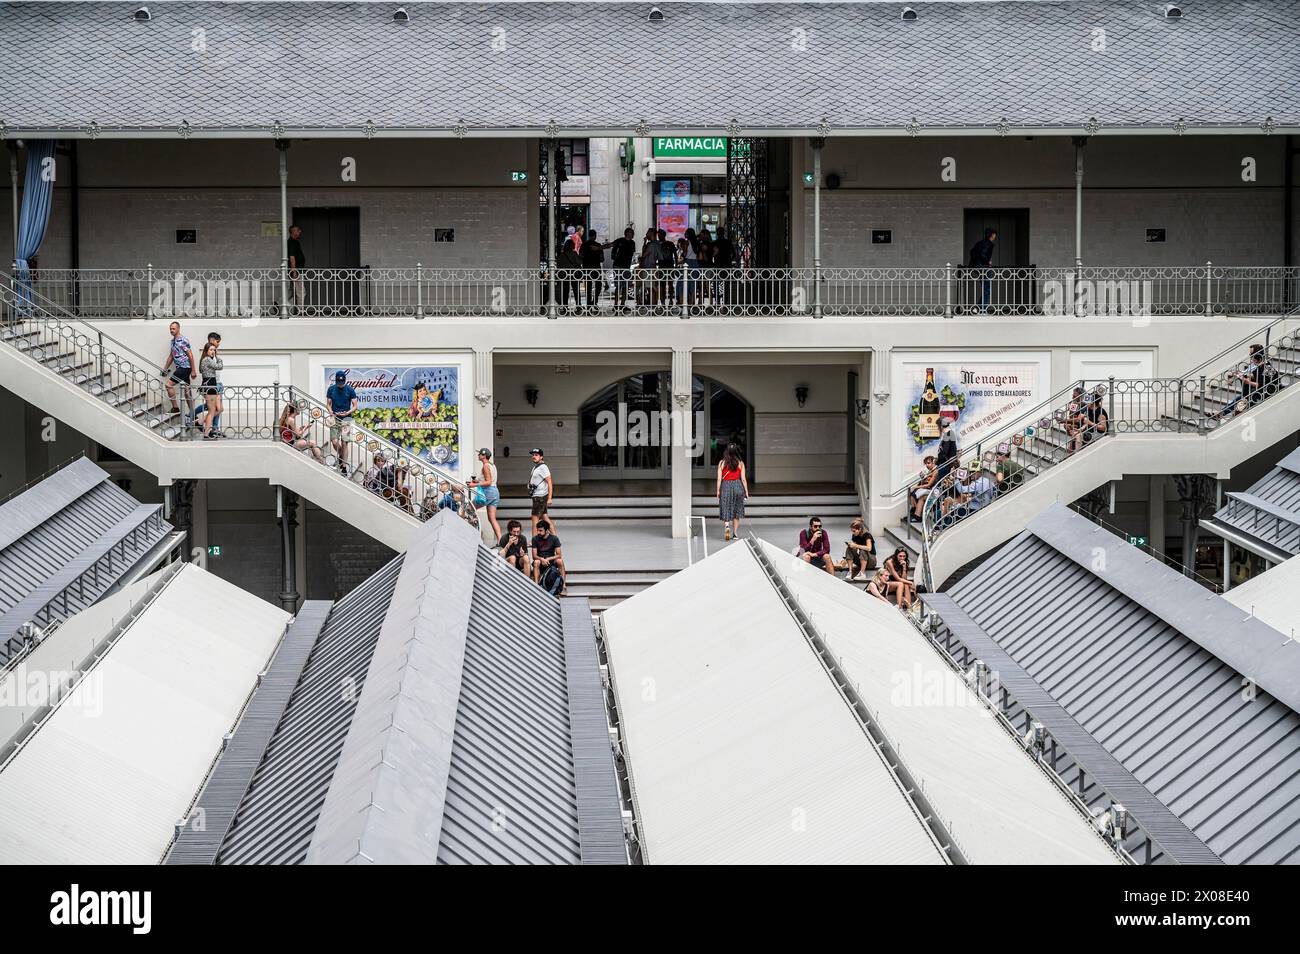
<box><xmin>0</xmin><ymin>280</ymin><xmax>475</xmax><ymax>552</ymax></box>
<box><xmin>915</xmin><ymin>309</ymin><xmax>1300</xmax><ymax>588</ymax></box>
<box><xmin>496</xmin><ymin>491</ymin><xmax>860</xmax><ymax>524</ymax></box>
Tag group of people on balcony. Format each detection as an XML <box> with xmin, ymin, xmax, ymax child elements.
<box><xmin>549</xmin><ymin>224</ymin><xmax>741</xmax><ymax>315</ymax></box>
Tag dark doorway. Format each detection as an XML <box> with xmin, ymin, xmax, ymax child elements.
<box><xmin>962</xmin><ymin>208</ymin><xmax>1032</xmax><ymax>313</ymax></box>
<box><xmin>291</xmin><ymin>206</ymin><xmax>362</xmax><ymax>314</ymax></box>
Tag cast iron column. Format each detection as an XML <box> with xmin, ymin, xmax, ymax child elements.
<box><xmin>278</xmin><ymin>485</ymin><xmax>300</xmax><ymax>611</ymax></box>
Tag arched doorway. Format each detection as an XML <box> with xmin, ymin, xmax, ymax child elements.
<box><xmin>579</xmin><ymin>373</ymin><xmax>753</xmax><ymax>481</ymax></box>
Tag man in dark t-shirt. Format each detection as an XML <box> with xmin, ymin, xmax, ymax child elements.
<box><xmin>530</xmin><ymin>520</ymin><xmax>566</xmax><ymax>592</ymax></box>
<box><xmin>286</xmin><ymin>224</ymin><xmax>307</xmax><ymax>314</ymax></box>
<box><xmin>581</xmin><ymin>229</ymin><xmax>607</xmax><ymax>313</ymax></box>
<box><xmin>609</xmin><ymin>227</ymin><xmax>638</xmax><ymax>311</ymax></box>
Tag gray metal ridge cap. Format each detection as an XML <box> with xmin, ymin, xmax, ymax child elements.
<box><xmin>1027</xmin><ymin>503</ymin><xmax>1300</xmax><ymax>715</ymax></box>
<box><xmin>305</xmin><ymin>510</ymin><xmax>479</xmax><ymax>865</ymax></box>
<box><xmin>559</xmin><ymin>598</ymin><xmax>628</xmax><ymax>865</ymax></box>
<box><xmin>923</xmin><ymin>593</ymin><xmax>1222</xmax><ymax>865</ymax></box>
<box><xmin>165</xmin><ymin>600</ymin><xmax>333</xmax><ymax>866</ymax></box>
<box><xmin>1198</xmin><ymin>517</ymin><xmax>1296</xmax><ymax>566</ymax></box>
<box><xmin>0</xmin><ymin>456</ymin><xmax>109</xmax><ymax>554</ymax></box>
<box><xmin>1221</xmin><ymin>490</ymin><xmax>1300</xmax><ymax>526</ymax></box>
<box><xmin>1275</xmin><ymin>446</ymin><xmax>1300</xmax><ymax>476</ymax></box>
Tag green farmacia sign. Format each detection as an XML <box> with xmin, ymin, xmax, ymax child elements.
<box><xmin>653</xmin><ymin>136</ymin><xmax>728</xmax><ymax>158</ymax></box>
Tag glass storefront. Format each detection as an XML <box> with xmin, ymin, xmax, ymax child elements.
<box><xmin>654</xmin><ymin>175</ymin><xmax>727</xmax><ymax>243</ymax></box>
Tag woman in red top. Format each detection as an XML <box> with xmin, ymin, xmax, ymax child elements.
<box><xmin>716</xmin><ymin>443</ymin><xmax>750</xmax><ymax>541</ymax></box>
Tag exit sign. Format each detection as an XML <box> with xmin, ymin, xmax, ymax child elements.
<box><xmin>208</xmin><ymin>545</ymin><xmax>222</xmax><ymax>557</ymax></box>
<box><xmin>510</xmin><ymin>170</ymin><xmax>528</xmax><ymax>182</ymax></box>
<box><xmin>1127</xmin><ymin>536</ymin><xmax>1148</xmax><ymax>547</ymax></box>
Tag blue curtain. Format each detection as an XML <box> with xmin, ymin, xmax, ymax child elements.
<box><xmin>15</xmin><ymin>139</ymin><xmax>56</xmax><ymax>312</ymax></box>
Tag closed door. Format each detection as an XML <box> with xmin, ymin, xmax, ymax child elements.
<box><xmin>291</xmin><ymin>207</ymin><xmax>362</xmax><ymax>312</ymax></box>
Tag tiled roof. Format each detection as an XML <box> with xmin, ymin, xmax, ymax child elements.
<box><xmin>1</xmin><ymin>1</ymin><xmax>1296</xmax><ymax>135</ymax></box>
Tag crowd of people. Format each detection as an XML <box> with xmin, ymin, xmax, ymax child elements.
<box><xmin>546</xmin><ymin>224</ymin><xmax>745</xmax><ymax>315</ymax></box>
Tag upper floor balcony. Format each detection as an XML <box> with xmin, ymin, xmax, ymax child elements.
<box><xmin>16</xmin><ymin>264</ymin><xmax>1300</xmax><ymax>321</ymax></box>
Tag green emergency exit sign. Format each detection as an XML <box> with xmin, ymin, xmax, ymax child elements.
<box><xmin>510</xmin><ymin>170</ymin><xmax>528</xmax><ymax>182</ymax></box>
<box><xmin>208</xmin><ymin>545</ymin><xmax>222</xmax><ymax>557</ymax></box>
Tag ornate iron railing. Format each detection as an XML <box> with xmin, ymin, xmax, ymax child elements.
<box><xmin>0</xmin><ymin>277</ymin><xmax>477</xmax><ymax>528</ymax></box>
<box><xmin>909</xmin><ymin>308</ymin><xmax>1300</xmax><ymax>589</ymax></box>
<box><xmin>13</xmin><ymin>264</ymin><xmax>1299</xmax><ymax>319</ymax></box>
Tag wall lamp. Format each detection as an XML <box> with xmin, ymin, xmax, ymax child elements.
<box><xmin>525</xmin><ymin>386</ymin><xmax>539</xmax><ymax>408</ymax></box>
<box><xmin>795</xmin><ymin>385</ymin><xmax>809</xmax><ymax>408</ymax></box>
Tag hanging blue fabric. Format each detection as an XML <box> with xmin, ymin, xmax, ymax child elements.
<box><xmin>15</xmin><ymin>139</ymin><xmax>56</xmax><ymax>314</ymax></box>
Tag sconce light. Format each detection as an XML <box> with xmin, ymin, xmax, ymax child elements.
<box><xmin>795</xmin><ymin>385</ymin><xmax>809</xmax><ymax>408</ymax></box>
<box><xmin>855</xmin><ymin>398</ymin><xmax>871</xmax><ymax>420</ymax></box>
<box><xmin>525</xmin><ymin>386</ymin><xmax>539</xmax><ymax>408</ymax></box>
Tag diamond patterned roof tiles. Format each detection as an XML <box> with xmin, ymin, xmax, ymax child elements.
<box><xmin>0</xmin><ymin>1</ymin><xmax>1296</xmax><ymax>136</ymax></box>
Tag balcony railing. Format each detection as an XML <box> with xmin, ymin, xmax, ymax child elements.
<box><xmin>12</xmin><ymin>264</ymin><xmax>1299</xmax><ymax>319</ymax></box>
<box><xmin>902</xmin><ymin>306</ymin><xmax>1300</xmax><ymax>590</ymax></box>
<box><xmin>0</xmin><ymin>276</ymin><xmax>479</xmax><ymax>529</ymax></box>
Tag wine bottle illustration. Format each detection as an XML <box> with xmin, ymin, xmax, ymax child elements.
<box><xmin>918</xmin><ymin>367</ymin><xmax>942</xmax><ymax>440</ymax></box>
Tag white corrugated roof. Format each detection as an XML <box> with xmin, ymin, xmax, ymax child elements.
<box><xmin>602</xmin><ymin>543</ymin><xmax>946</xmax><ymax>865</ymax></box>
<box><xmin>0</xmin><ymin>574</ymin><xmax>159</xmax><ymax>747</ymax></box>
<box><xmin>0</xmin><ymin>564</ymin><xmax>289</xmax><ymax>864</ymax></box>
<box><xmin>759</xmin><ymin>541</ymin><xmax>1120</xmax><ymax>865</ymax></box>
<box><xmin>1223</xmin><ymin>556</ymin><xmax>1300</xmax><ymax>640</ymax></box>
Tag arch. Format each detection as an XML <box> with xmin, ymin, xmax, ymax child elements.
<box><xmin>577</xmin><ymin>371</ymin><xmax>754</xmax><ymax>481</ymax></box>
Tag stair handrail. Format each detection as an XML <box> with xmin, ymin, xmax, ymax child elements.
<box><xmin>283</xmin><ymin>385</ymin><xmax>476</xmax><ymax>522</ymax></box>
<box><xmin>917</xmin><ymin>307</ymin><xmax>1300</xmax><ymax>589</ymax></box>
<box><xmin>888</xmin><ymin>302</ymin><xmax>1300</xmax><ymax>504</ymax></box>
<box><xmin>1</xmin><ymin>275</ymin><xmax>479</xmax><ymax>528</ymax></box>
<box><xmin>1</xmin><ymin>274</ymin><xmax>188</xmax><ymax>375</ymax></box>
<box><xmin>887</xmin><ymin>376</ymin><xmax>1086</xmax><ymax>501</ymax></box>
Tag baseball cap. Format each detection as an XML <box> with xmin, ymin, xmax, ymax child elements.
<box><xmin>529</xmin><ymin>447</ymin><xmax>544</xmax><ymax>456</ymax></box>
<box><xmin>478</xmin><ymin>447</ymin><xmax>492</xmax><ymax>459</ymax></box>
<box><xmin>334</xmin><ymin>371</ymin><xmax>346</xmax><ymax>381</ymax></box>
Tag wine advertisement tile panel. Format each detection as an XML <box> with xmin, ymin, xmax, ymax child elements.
<box><xmin>324</xmin><ymin>364</ymin><xmax>462</xmax><ymax>471</ymax></box>
<box><xmin>891</xmin><ymin>352</ymin><xmax>1049</xmax><ymax>489</ymax></box>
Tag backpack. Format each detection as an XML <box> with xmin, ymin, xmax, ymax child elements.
<box><xmin>540</xmin><ymin>564</ymin><xmax>565</xmax><ymax>596</ymax></box>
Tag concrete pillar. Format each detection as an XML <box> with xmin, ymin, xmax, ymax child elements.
<box><xmin>670</xmin><ymin>347</ymin><xmax>693</xmax><ymax>539</ymax></box>
<box><xmin>472</xmin><ymin>348</ymin><xmax>495</xmax><ymax>455</ymax></box>
<box><xmin>867</xmin><ymin>347</ymin><xmax>895</xmax><ymax>534</ymax></box>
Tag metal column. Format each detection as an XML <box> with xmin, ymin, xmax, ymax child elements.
<box><xmin>1072</xmin><ymin>136</ymin><xmax>1086</xmax><ymax>318</ymax></box>
<box><xmin>8</xmin><ymin>143</ymin><xmax>18</xmax><ymax>284</ymax></box>
<box><xmin>277</xmin><ymin>142</ymin><xmax>290</xmax><ymax>318</ymax></box>
<box><xmin>812</xmin><ymin>138</ymin><xmax>823</xmax><ymax>319</ymax></box>
<box><xmin>277</xmin><ymin>486</ymin><xmax>300</xmax><ymax>612</ymax></box>
<box><xmin>546</xmin><ymin>139</ymin><xmax>558</xmax><ymax>319</ymax></box>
